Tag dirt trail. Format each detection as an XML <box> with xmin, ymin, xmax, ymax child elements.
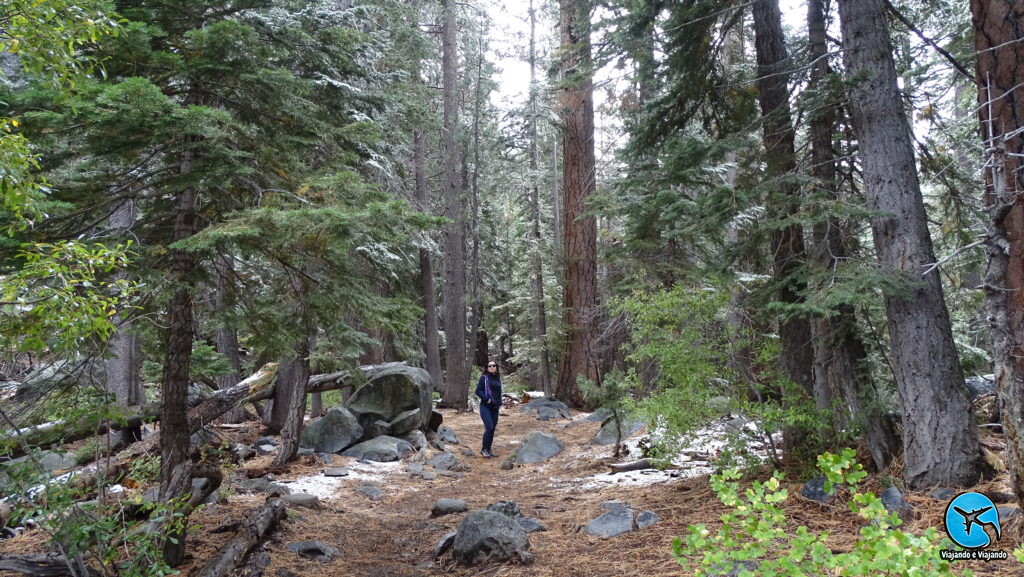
<box><xmin>3</xmin><ymin>404</ymin><xmax>1020</xmax><ymax>576</ymax></box>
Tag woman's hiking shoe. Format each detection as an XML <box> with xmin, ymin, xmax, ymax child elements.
<box><xmin>481</xmin><ymin>450</ymin><xmax>493</xmax><ymax>458</ymax></box>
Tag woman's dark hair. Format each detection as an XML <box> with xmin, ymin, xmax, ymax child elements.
<box><xmin>483</xmin><ymin>361</ymin><xmax>501</xmax><ymax>378</ymax></box>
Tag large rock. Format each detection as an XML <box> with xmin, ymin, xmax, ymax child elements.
<box><xmin>585</xmin><ymin>506</ymin><xmax>634</xmax><ymax>538</ymax></box>
<box><xmin>402</xmin><ymin>430</ymin><xmax>428</xmax><ymax>451</ymax></box>
<box><xmin>594</xmin><ymin>417</ymin><xmax>645</xmax><ymax>446</ymax></box>
<box><xmin>389</xmin><ymin>409</ymin><xmax>422</xmax><ymax>437</ymax></box>
<box><xmin>341</xmin><ymin>436</ymin><xmax>415</xmax><ymax>462</ymax></box>
<box><xmin>285</xmin><ymin>540</ymin><xmax>340</xmax><ymax>562</ymax></box>
<box><xmin>300</xmin><ymin>407</ymin><xmax>363</xmax><ymax>453</ymax></box>
<box><xmin>520</xmin><ymin>397</ymin><xmax>570</xmax><ymax>419</ymax></box>
<box><xmin>800</xmin><ymin>476</ymin><xmax>836</xmax><ymax>504</ymax></box>
<box><xmin>432</xmin><ymin>498</ymin><xmax>468</xmax><ymax>517</ymax></box>
<box><xmin>880</xmin><ymin>487</ymin><xmax>912</xmax><ymax>520</ymax></box>
<box><xmin>511</xmin><ymin>431</ymin><xmax>564</xmax><ymax>465</ymax></box>
<box><xmin>584</xmin><ymin>407</ymin><xmax>614</xmax><ymax>422</ymax></box>
<box><xmin>344</xmin><ymin>364</ymin><xmax>433</xmax><ymax>439</ymax></box>
<box><xmin>428</xmin><ymin>452</ymin><xmax>459</xmax><ymax>471</ymax></box>
<box><xmin>452</xmin><ymin>510</ymin><xmax>532</xmax><ymax>566</ymax></box>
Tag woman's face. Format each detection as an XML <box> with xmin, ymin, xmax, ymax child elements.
<box><xmin>487</xmin><ymin>362</ymin><xmax>497</xmax><ymax>373</ymax></box>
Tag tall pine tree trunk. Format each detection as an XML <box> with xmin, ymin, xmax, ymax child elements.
<box><xmin>160</xmin><ymin>139</ymin><xmax>199</xmax><ymax>568</ymax></box>
<box><xmin>105</xmin><ymin>199</ymin><xmax>142</xmax><ymax>407</ymax></box>
<box><xmin>466</xmin><ymin>37</ymin><xmax>486</xmax><ymax>377</ymax></box>
<box><xmin>751</xmin><ymin>0</ymin><xmax>815</xmax><ymax>456</ymax></box>
<box><xmin>555</xmin><ymin>0</ymin><xmax>599</xmax><ymax>407</ymax></box>
<box><xmin>806</xmin><ymin>0</ymin><xmax>898</xmax><ymax>470</ymax></box>
<box><xmin>440</xmin><ymin>0</ymin><xmax>468</xmax><ymax>409</ymax></box>
<box><xmin>529</xmin><ymin>0</ymin><xmax>552</xmax><ymax>394</ymax></box>
<box><xmin>838</xmin><ymin>0</ymin><xmax>982</xmax><ymax>489</ymax></box>
<box><xmin>972</xmin><ymin>0</ymin><xmax>1024</xmax><ymax>507</ymax></box>
<box><xmin>213</xmin><ymin>256</ymin><xmax>245</xmax><ymax>423</ymax></box>
<box><xmin>414</xmin><ymin>127</ymin><xmax>442</xmax><ymax>390</ymax></box>
<box><xmin>272</xmin><ymin>335</ymin><xmax>312</xmax><ymax>467</ymax></box>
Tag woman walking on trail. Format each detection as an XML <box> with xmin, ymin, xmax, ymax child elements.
<box><xmin>476</xmin><ymin>361</ymin><xmax>503</xmax><ymax>458</ymax></box>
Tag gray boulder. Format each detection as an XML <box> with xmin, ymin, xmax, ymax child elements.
<box><xmin>356</xmin><ymin>486</ymin><xmax>386</xmax><ymax>501</ymax></box>
<box><xmin>880</xmin><ymin>487</ymin><xmax>912</xmax><ymax>520</ymax></box>
<box><xmin>299</xmin><ymin>407</ymin><xmax>363</xmax><ymax>453</ymax></box>
<box><xmin>800</xmin><ymin>476</ymin><xmax>836</xmax><ymax>504</ymax></box>
<box><xmin>282</xmin><ymin>493</ymin><xmax>321</xmax><ymax>509</ymax></box>
<box><xmin>389</xmin><ymin>409</ymin><xmax>422</xmax><ymax>437</ymax></box>
<box><xmin>536</xmin><ymin>407</ymin><xmax>562</xmax><ymax>421</ymax></box>
<box><xmin>517</xmin><ymin>518</ymin><xmax>547</xmax><ymax>533</ymax></box>
<box><xmin>402</xmin><ymin>430</ymin><xmax>428</xmax><ymax>451</ymax></box>
<box><xmin>324</xmin><ymin>468</ymin><xmax>349</xmax><ymax>477</ymax></box>
<box><xmin>452</xmin><ymin>510</ymin><xmax>532</xmax><ymax>566</ymax></box>
<box><xmin>431</xmin><ymin>498</ymin><xmax>468</xmax><ymax>517</ymax></box>
<box><xmin>428</xmin><ymin>452</ymin><xmax>459</xmax><ymax>471</ymax></box>
<box><xmin>285</xmin><ymin>540</ymin><xmax>340</xmax><ymax>562</ymax></box>
<box><xmin>594</xmin><ymin>417</ymin><xmax>645</xmax><ymax>446</ymax></box>
<box><xmin>585</xmin><ymin>506</ymin><xmax>634</xmax><ymax>538</ymax></box>
<box><xmin>521</xmin><ymin>397</ymin><xmax>570</xmax><ymax>419</ymax></box>
<box><xmin>930</xmin><ymin>488</ymin><xmax>956</xmax><ymax>501</ymax></box>
<box><xmin>434</xmin><ymin>531</ymin><xmax>457</xmax><ymax>559</ymax></box>
<box><xmin>344</xmin><ymin>364</ymin><xmax>433</xmax><ymax>439</ymax></box>
<box><xmin>584</xmin><ymin>407</ymin><xmax>614</xmax><ymax>422</ymax></box>
<box><xmin>636</xmin><ymin>510</ymin><xmax>661</xmax><ymax>529</ymax></box>
<box><xmin>364</xmin><ymin>420</ymin><xmax>392</xmax><ymax>439</ymax></box>
<box><xmin>436</xmin><ymin>425</ymin><xmax>459</xmax><ymax>445</ymax></box>
<box><xmin>341</xmin><ymin>436</ymin><xmax>415</xmax><ymax>462</ymax></box>
<box><xmin>511</xmin><ymin>431</ymin><xmax>564</xmax><ymax>465</ymax></box>
<box><xmin>486</xmin><ymin>500</ymin><xmax>522</xmax><ymax>518</ymax></box>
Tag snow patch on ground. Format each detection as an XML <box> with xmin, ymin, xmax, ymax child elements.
<box><xmin>276</xmin><ymin>460</ymin><xmax>404</xmax><ymax>501</ymax></box>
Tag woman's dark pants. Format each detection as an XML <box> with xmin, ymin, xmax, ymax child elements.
<box><xmin>480</xmin><ymin>403</ymin><xmax>499</xmax><ymax>452</ymax></box>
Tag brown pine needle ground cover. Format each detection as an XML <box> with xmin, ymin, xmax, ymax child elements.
<box><xmin>3</xmin><ymin>406</ymin><xmax>1024</xmax><ymax>576</ymax></box>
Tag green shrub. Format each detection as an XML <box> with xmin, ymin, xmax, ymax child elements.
<box><xmin>676</xmin><ymin>448</ymin><xmax>966</xmax><ymax>576</ymax></box>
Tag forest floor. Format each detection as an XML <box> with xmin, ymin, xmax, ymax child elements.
<box><xmin>2</xmin><ymin>404</ymin><xmax>1022</xmax><ymax>576</ymax></box>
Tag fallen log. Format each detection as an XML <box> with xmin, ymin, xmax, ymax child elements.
<box><xmin>0</xmin><ymin>554</ymin><xmax>98</xmax><ymax>577</ymax></box>
<box><xmin>193</xmin><ymin>498</ymin><xmax>286</xmax><ymax>577</ymax></box>
<box><xmin>607</xmin><ymin>458</ymin><xmax>673</xmax><ymax>474</ymax></box>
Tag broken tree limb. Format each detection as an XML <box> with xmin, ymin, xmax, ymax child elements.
<box><xmin>193</xmin><ymin>498</ymin><xmax>286</xmax><ymax>577</ymax></box>
<box><xmin>607</xmin><ymin>458</ymin><xmax>675</xmax><ymax>474</ymax></box>
<box><xmin>0</xmin><ymin>554</ymin><xmax>98</xmax><ymax>577</ymax></box>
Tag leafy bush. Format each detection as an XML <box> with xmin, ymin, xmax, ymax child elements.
<box><xmin>676</xmin><ymin>448</ymin><xmax>965</xmax><ymax>576</ymax></box>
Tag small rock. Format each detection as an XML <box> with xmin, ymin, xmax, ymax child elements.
<box><xmin>585</xmin><ymin>507</ymin><xmax>634</xmax><ymax>539</ymax></box>
<box><xmin>255</xmin><ymin>437</ymin><xmax>277</xmax><ymax>447</ymax></box>
<box><xmin>437</xmin><ymin>425</ymin><xmax>459</xmax><ymax>445</ymax></box>
<box><xmin>318</xmin><ymin>453</ymin><xmax>337</xmax><ymax>465</ymax></box>
<box><xmin>452</xmin><ymin>510</ymin><xmax>531</xmax><ymax>566</ymax></box>
<box><xmin>341</xmin><ymin>436</ymin><xmax>415</xmax><ymax>462</ymax></box>
<box><xmin>486</xmin><ymin>501</ymin><xmax>522</xmax><ymax>518</ymax></box>
<box><xmin>593</xmin><ymin>417</ymin><xmax>645</xmax><ymax>446</ymax></box>
<box><xmin>990</xmin><ymin>491</ymin><xmax>1015</xmax><ymax>504</ymax></box>
<box><xmin>880</xmin><ymin>487</ymin><xmax>912</xmax><ymax>519</ymax></box>
<box><xmin>420</xmin><ymin>472</ymin><xmax>436</xmax><ymax>480</ymax></box>
<box><xmin>636</xmin><ymin>510</ymin><xmax>661</xmax><ymax>529</ymax></box>
<box><xmin>430</xmin><ymin>440</ymin><xmax>447</xmax><ymax>451</ymax></box>
<box><xmin>232</xmin><ymin>443</ymin><xmax>256</xmax><ymax>462</ymax></box>
<box><xmin>584</xmin><ymin>407</ymin><xmax>613</xmax><ymax>422</ymax></box>
<box><xmin>800</xmin><ymin>476</ymin><xmax>836</xmax><ymax>504</ymax></box>
<box><xmin>356</xmin><ymin>486</ymin><xmax>386</xmax><ymax>501</ymax></box>
<box><xmin>285</xmin><ymin>540</ymin><xmax>340</xmax><ymax>561</ymax></box>
<box><xmin>930</xmin><ymin>488</ymin><xmax>956</xmax><ymax>501</ymax></box>
<box><xmin>281</xmin><ymin>493</ymin><xmax>321</xmax><ymax>509</ymax></box>
<box><xmin>517</xmin><ymin>518</ymin><xmax>547</xmax><ymax>533</ymax></box>
<box><xmin>416</xmin><ymin>562</ymin><xmax>435</xmax><ymax>570</ymax></box>
<box><xmin>460</xmin><ymin>448</ymin><xmax>475</xmax><ymax>458</ymax></box>
<box><xmin>402</xmin><ymin>430</ymin><xmax>428</xmax><ymax>451</ymax></box>
<box><xmin>511</xmin><ymin>431</ymin><xmax>564</xmax><ymax>464</ymax></box>
<box><xmin>433</xmin><ymin>531</ymin><xmax>457</xmax><ymax>559</ymax></box>
<box><xmin>428</xmin><ymin>452</ymin><xmax>459</xmax><ymax>471</ymax></box>
<box><xmin>324</xmin><ymin>468</ymin><xmax>349</xmax><ymax>477</ymax></box>
<box><xmin>407</xmin><ymin>462</ymin><xmax>425</xmax><ymax>474</ymax></box>
<box><xmin>431</xmin><ymin>498</ymin><xmax>468</xmax><ymax>517</ymax></box>
<box><xmin>255</xmin><ymin>443</ymin><xmax>278</xmax><ymax>456</ymax></box>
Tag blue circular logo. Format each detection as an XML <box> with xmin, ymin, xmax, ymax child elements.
<box><xmin>944</xmin><ymin>492</ymin><xmax>1001</xmax><ymax>549</ymax></box>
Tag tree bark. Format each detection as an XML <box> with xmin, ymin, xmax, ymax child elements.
<box><xmin>971</xmin><ymin>0</ymin><xmax>1024</xmax><ymax>508</ymax></box>
<box><xmin>414</xmin><ymin>126</ymin><xmax>442</xmax><ymax>391</ymax></box>
<box><xmin>555</xmin><ymin>0</ymin><xmax>599</xmax><ymax>407</ymax></box>
<box><xmin>751</xmin><ymin>0</ymin><xmax>815</xmax><ymax>456</ymax></box>
<box><xmin>529</xmin><ymin>0</ymin><xmax>552</xmax><ymax>394</ymax></box>
<box><xmin>271</xmin><ymin>336</ymin><xmax>312</xmax><ymax>467</ymax></box>
<box><xmin>193</xmin><ymin>499</ymin><xmax>286</xmax><ymax>577</ymax></box>
<box><xmin>838</xmin><ymin>0</ymin><xmax>983</xmax><ymax>489</ymax></box>
<box><xmin>440</xmin><ymin>0</ymin><xmax>468</xmax><ymax>409</ymax></box>
<box><xmin>160</xmin><ymin>125</ymin><xmax>200</xmax><ymax>566</ymax></box>
<box><xmin>466</xmin><ymin>37</ymin><xmax>486</xmax><ymax>378</ymax></box>
<box><xmin>0</xmin><ymin>555</ymin><xmax>99</xmax><ymax>577</ymax></box>
<box><xmin>213</xmin><ymin>257</ymin><xmax>245</xmax><ymax>424</ymax></box>
<box><xmin>806</xmin><ymin>0</ymin><xmax>898</xmax><ymax>470</ymax></box>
